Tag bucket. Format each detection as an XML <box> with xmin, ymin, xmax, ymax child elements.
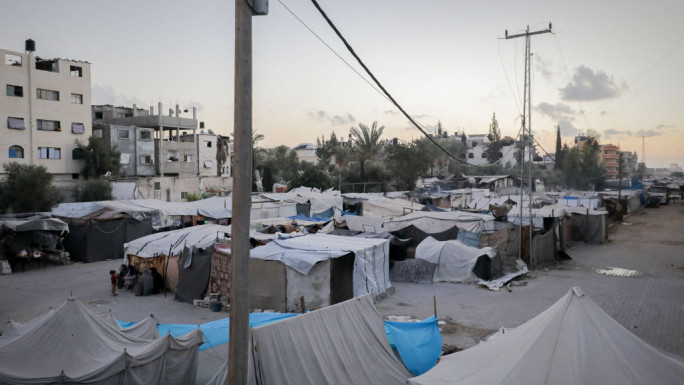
<box><xmin>210</xmin><ymin>301</ymin><xmax>222</xmax><ymax>312</ymax></box>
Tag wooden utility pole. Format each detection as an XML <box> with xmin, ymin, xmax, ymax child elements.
<box><xmin>504</xmin><ymin>24</ymin><xmax>552</xmax><ymax>268</ymax></box>
<box><xmin>229</xmin><ymin>1</ymin><xmax>267</xmax><ymax>384</ymax></box>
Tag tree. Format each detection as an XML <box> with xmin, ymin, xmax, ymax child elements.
<box><xmin>485</xmin><ymin>113</ymin><xmax>504</xmax><ymax>163</ymax></box>
<box><xmin>289</xmin><ymin>162</ymin><xmax>334</xmax><ymax>190</ymax></box>
<box><xmin>387</xmin><ymin>142</ymin><xmax>432</xmax><ymax>190</ymax></box>
<box><xmin>349</xmin><ymin>121</ymin><xmax>385</xmax><ymax>181</ymax></box>
<box><xmin>77</xmin><ymin>179</ymin><xmax>112</xmax><ymax>202</ymax></box>
<box><xmin>580</xmin><ymin>135</ymin><xmax>606</xmax><ymax>190</ymax></box>
<box><xmin>0</xmin><ymin>162</ymin><xmax>61</xmax><ymax>213</ymax></box>
<box><xmin>554</xmin><ymin>125</ymin><xmax>564</xmax><ymax>170</ymax></box>
<box><xmin>487</xmin><ymin>113</ymin><xmax>501</xmax><ymax>142</ymax></box>
<box><xmin>316</xmin><ymin>132</ymin><xmax>339</xmax><ymax>166</ymax></box>
<box><xmin>77</xmin><ymin>137</ymin><xmax>121</xmax><ymax>179</ymax></box>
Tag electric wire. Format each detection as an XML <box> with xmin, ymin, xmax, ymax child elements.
<box><xmin>276</xmin><ymin>0</ymin><xmax>390</xmax><ymax>104</ymax></box>
<box><xmin>308</xmin><ymin>0</ymin><xmax>483</xmax><ymax>168</ymax></box>
<box><xmin>552</xmin><ymin>34</ymin><xmax>592</xmax><ymax>132</ymax></box>
<box><xmin>497</xmin><ymin>39</ymin><xmax>523</xmax><ymax>115</ymax></box>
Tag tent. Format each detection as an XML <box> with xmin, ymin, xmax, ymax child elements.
<box><xmin>0</xmin><ymin>216</ymin><xmax>69</xmax><ymax>270</ymax></box>
<box><xmin>0</xmin><ymin>297</ymin><xmax>203</xmax><ymax>385</ymax></box>
<box><xmin>408</xmin><ymin>287</ymin><xmax>684</xmax><ymax>385</ymax></box>
<box><xmin>250</xmin><ymin>233</ymin><xmax>391</xmax><ymax>300</ymax></box>
<box><xmin>382</xmin><ymin>211</ymin><xmax>495</xmax><ymax>235</ymax></box>
<box><xmin>249</xmin><ymin>294</ymin><xmax>410</xmax><ymax>385</ymax></box>
<box><xmin>415</xmin><ymin>237</ymin><xmax>497</xmax><ymax>282</ymax></box>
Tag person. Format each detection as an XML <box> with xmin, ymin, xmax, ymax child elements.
<box><xmin>123</xmin><ymin>264</ymin><xmax>139</xmax><ymax>291</ymax></box>
<box><xmin>110</xmin><ymin>270</ymin><xmax>118</xmax><ymax>296</ymax></box>
<box><xmin>117</xmin><ymin>264</ymin><xmax>128</xmax><ymax>289</ymax></box>
<box><xmin>141</xmin><ymin>269</ymin><xmax>154</xmax><ymax>296</ymax></box>
<box><xmin>150</xmin><ymin>267</ymin><xmax>163</xmax><ymax>294</ymax></box>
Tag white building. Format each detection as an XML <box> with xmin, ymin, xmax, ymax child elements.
<box><xmin>293</xmin><ymin>142</ymin><xmax>318</xmax><ymax>164</ymax></box>
<box><xmin>465</xmin><ymin>134</ymin><xmax>489</xmax><ymax>166</ymax></box>
<box><xmin>1</xmin><ymin>40</ymin><xmax>91</xmax><ymax>183</ymax></box>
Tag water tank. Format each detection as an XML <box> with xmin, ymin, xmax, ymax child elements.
<box><xmin>25</xmin><ymin>39</ymin><xmax>35</xmax><ymax>52</ymax></box>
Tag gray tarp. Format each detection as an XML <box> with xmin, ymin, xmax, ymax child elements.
<box><xmin>415</xmin><ymin>237</ymin><xmax>496</xmax><ymax>283</ymax></box>
<box><xmin>251</xmin><ymin>294</ymin><xmax>410</xmax><ymax>385</ymax></box>
<box><xmin>0</xmin><ymin>297</ymin><xmax>203</xmax><ymax>385</ymax></box>
<box><xmin>408</xmin><ymin>287</ymin><xmax>684</xmax><ymax>385</ymax></box>
<box><xmin>0</xmin><ymin>217</ymin><xmax>68</xmax><ymax>233</ymax></box>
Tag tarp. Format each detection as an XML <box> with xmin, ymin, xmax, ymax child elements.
<box><xmin>174</xmin><ymin>247</ymin><xmax>213</xmax><ymax>303</ymax></box>
<box><xmin>250</xmin><ymin>233</ymin><xmax>391</xmax><ymax>298</ymax></box>
<box><xmin>0</xmin><ymin>298</ymin><xmax>203</xmax><ymax>385</ymax></box>
<box><xmin>415</xmin><ymin>237</ymin><xmax>496</xmax><ymax>283</ymax></box>
<box><xmin>382</xmin><ymin>211</ymin><xmax>495</xmax><ymax>234</ymax></box>
<box><xmin>251</xmin><ymin>294</ymin><xmax>410</xmax><ymax>385</ymax></box>
<box><xmin>0</xmin><ymin>217</ymin><xmax>68</xmax><ymax>233</ymax></box>
<box><xmin>408</xmin><ymin>287</ymin><xmax>684</xmax><ymax>385</ymax></box>
<box><xmin>385</xmin><ymin>316</ymin><xmax>442</xmax><ymax>376</ymax></box>
<box><xmin>124</xmin><ymin>224</ymin><xmax>231</xmax><ymax>260</ymax></box>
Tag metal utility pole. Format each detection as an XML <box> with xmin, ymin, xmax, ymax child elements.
<box><xmin>504</xmin><ymin>24</ymin><xmax>552</xmax><ymax>268</ymax></box>
<box><xmin>229</xmin><ymin>1</ymin><xmax>267</xmax><ymax>384</ymax></box>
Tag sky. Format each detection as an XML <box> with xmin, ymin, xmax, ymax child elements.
<box><xmin>2</xmin><ymin>0</ymin><xmax>683</xmax><ymax>168</ymax></box>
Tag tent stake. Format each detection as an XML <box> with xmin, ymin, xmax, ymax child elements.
<box><xmin>300</xmin><ymin>296</ymin><xmax>306</xmax><ymax>314</ymax></box>
<box><xmin>433</xmin><ymin>295</ymin><xmax>437</xmax><ymax>318</ymax></box>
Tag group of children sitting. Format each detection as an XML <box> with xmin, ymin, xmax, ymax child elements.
<box><xmin>109</xmin><ymin>264</ymin><xmax>163</xmax><ymax>296</ymax></box>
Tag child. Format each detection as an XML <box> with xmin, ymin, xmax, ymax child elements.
<box><xmin>110</xmin><ymin>270</ymin><xmax>118</xmax><ymax>296</ymax></box>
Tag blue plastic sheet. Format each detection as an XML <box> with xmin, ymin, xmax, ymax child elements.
<box><xmin>287</xmin><ymin>214</ymin><xmax>331</xmax><ymax>223</ymax></box>
<box><xmin>457</xmin><ymin>229</ymin><xmax>481</xmax><ymax>248</ymax></box>
<box><xmin>384</xmin><ymin>316</ymin><xmax>442</xmax><ymax>376</ymax></box>
<box><xmin>119</xmin><ymin>312</ymin><xmax>297</xmax><ymax>351</ymax></box>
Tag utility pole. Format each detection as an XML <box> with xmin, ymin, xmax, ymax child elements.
<box><xmin>617</xmin><ymin>152</ymin><xmax>623</xmax><ymax>220</ymax></box>
<box><xmin>229</xmin><ymin>1</ymin><xmax>267</xmax><ymax>385</ymax></box>
<box><xmin>504</xmin><ymin>24</ymin><xmax>552</xmax><ymax>268</ymax></box>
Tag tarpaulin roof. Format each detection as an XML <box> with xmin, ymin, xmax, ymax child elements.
<box><xmin>250</xmin><ymin>233</ymin><xmax>391</xmax><ymax>297</ymax></box>
<box><xmin>382</xmin><ymin>211</ymin><xmax>495</xmax><ymax>234</ymax></box>
<box><xmin>0</xmin><ymin>217</ymin><xmax>68</xmax><ymax>233</ymax></box>
<box><xmin>408</xmin><ymin>287</ymin><xmax>684</xmax><ymax>385</ymax></box>
<box><xmin>0</xmin><ymin>297</ymin><xmax>203</xmax><ymax>385</ymax></box>
<box><xmin>124</xmin><ymin>224</ymin><xmax>231</xmax><ymax>259</ymax></box>
<box><xmin>415</xmin><ymin>237</ymin><xmax>496</xmax><ymax>283</ymax></box>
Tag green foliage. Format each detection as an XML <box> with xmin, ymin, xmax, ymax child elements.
<box><xmin>289</xmin><ymin>162</ymin><xmax>334</xmax><ymax>190</ymax></box>
<box><xmin>554</xmin><ymin>126</ymin><xmax>564</xmax><ymax>170</ymax></box>
<box><xmin>350</xmin><ymin>121</ymin><xmax>385</xmax><ymax>181</ymax></box>
<box><xmin>77</xmin><ymin>179</ymin><xmax>112</xmax><ymax>202</ymax></box>
<box><xmin>185</xmin><ymin>193</ymin><xmax>201</xmax><ymax>202</ymax></box>
<box><xmin>315</xmin><ymin>132</ymin><xmax>339</xmax><ymax>166</ymax></box>
<box><xmin>387</xmin><ymin>142</ymin><xmax>432</xmax><ymax>190</ymax></box>
<box><xmin>77</xmin><ymin>137</ymin><xmax>121</xmax><ymax>179</ymax></box>
<box><xmin>0</xmin><ymin>162</ymin><xmax>61</xmax><ymax>213</ymax></box>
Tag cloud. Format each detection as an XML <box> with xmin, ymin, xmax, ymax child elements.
<box><xmin>559</xmin><ymin>66</ymin><xmax>624</xmax><ymax>101</ymax></box>
<box><xmin>308</xmin><ymin>109</ymin><xmax>356</xmax><ymax>125</ymax></box>
<box><xmin>534</xmin><ymin>54</ymin><xmax>554</xmax><ymax>79</ymax></box>
<box><xmin>557</xmin><ymin>120</ymin><xmax>581</xmax><ymax>136</ymax></box>
<box><xmin>644</xmin><ymin>129</ymin><xmax>664</xmax><ymax>137</ymax></box>
<box><xmin>655</xmin><ymin>124</ymin><xmax>675</xmax><ymax>131</ymax></box>
<box><xmin>603</xmin><ymin>129</ymin><xmax>633</xmax><ymax>138</ymax></box>
<box><xmin>384</xmin><ymin>110</ymin><xmax>399</xmax><ymax>115</ymax></box>
<box><xmin>536</xmin><ymin>102</ymin><xmax>575</xmax><ymax>121</ymax></box>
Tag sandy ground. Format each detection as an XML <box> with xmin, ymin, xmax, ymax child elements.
<box><xmin>1</xmin><ymin>203</ymin><xmax>682</xmax><ymax>383</ymax></box>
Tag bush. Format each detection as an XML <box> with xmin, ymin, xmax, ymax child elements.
<box><xmin>77</xmin><ymin>179</ymin><xmax>112</xmax><ymax>202</ymax></box>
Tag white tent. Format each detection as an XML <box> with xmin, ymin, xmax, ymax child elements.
<box><xmin>415</xmin><ymin>237</ymin><xmax>496</xmax><ymax>283</ymax></box>
<box><xmin>124</xmin><ymin>224</ymin><xmax>232</xmax><ymax>261</ymax></box>
<box><xmin>250</xmin><ymin>233</ymin><xmax>391</xmax><ymax>298</ymax></box>
<box><xmin>408</xmin><ymin>287</ymin><xmax>684</xmax><ymax>385</ymax></box>
<box><xmin>382</xmin><ymin>211</ymin><xmax>495</xmax><ymax>234</ymax></box>
<box><xmin>0</xmin><ymin>297</ymin><xmax>203</xmax><ymax>385</ymax></box>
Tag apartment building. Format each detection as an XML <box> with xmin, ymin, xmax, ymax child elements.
<box><xmin>601</xmin><ymin>143</ymin><xmax>620</xmax><ymax>179</ymax></box>
<box><xmin>465</xmin><ymin>134</ymin><xmax>489</xmax><ymax>166</ymax></box>
<box><xmin>1</xmin><ymin>40</ymin><xmax>91</xmax><ymax>181</ymax></box>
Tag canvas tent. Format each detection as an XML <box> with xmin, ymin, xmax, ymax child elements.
<box><xmin>0</xmin><ymin>297</ymin><xmax>203</xmax><ymax>385</ymax></box>
<box><xmin>415</xmin><ymin>237</ymin><xmax>497</xmax><ymax>282</ymax></box>
<box><xmin>382</xmin><ymin>211</ymin><xmax>495</xmax><ymax>234</ymax></box>
<box><xmin>0</xmin><ymin>216</ymin><xmax>69</xmax><ymax>270</ymax></box>
<box><xmin>408</xmin><ymin>287</ymin><xmax>684</xmax><ymax>385</ymax></box>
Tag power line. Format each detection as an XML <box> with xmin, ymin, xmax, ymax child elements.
<box><xmin>552</xmin><ymin>34</ymin><xmax>592</xmax><ymax>132</ymax></box>
<box><xmin>276</xmin><ymin>0</ymin><xmax>390</xmax><ymax>103</ymax></box>
<box><xmin>308</xmin><ymin>0</ymin><xmax>483</xmax><ymax>168</ymax></box>
<box><xmin>497</xmin><ymin>39</ymin><xmax>522</xmax><ymax>115</ymax></box>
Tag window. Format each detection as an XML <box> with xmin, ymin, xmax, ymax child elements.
<box><xmin>94</xmin><ymin>111</ymin><xmax>103</xmax><ymax>119</ymax></box>
<box><xmin>154</xmin><ymin>182</ymin><xmax>161</xmax><ymax>190</ymax></box>
<box><xmin>118</xmin><ymin>129</ymin><xmax>130</xmax><ymax>139</ymax></box>
<box><xmin>72</xmin><ymin>148</ymin><xmax>85</xmax><ymax>160</ymax></box>
<box><xmin>204</xmin><ymin>141</ymin><xmax>212</xmax><ymax>148</ymax></box>
<box><xmin>93</xmin><ymin>129</ymin><xmax>103</xmax><ymax>138</ymax></box>
<box><xmin>5</xmin><ymin>54</ymin><xmax>22</xmax><ymax>66</ymax></box>
<box><xmin>120</xmin><ymin>153</ymin><xmax>130</xmax><ymax>165</ymax></box>
<box><xmin>9</xmin><ymin>145</ymin><xmax>24</xmax><ymax>159</ymax></box>
<box><xmin>481</xmin><ymin>153</ymin><xmax>487</xmax><ymax>158</ymax></box>
<box><xmin>6</xmin><ymin>85</ymin><xmax>23</xmax><ymax>97</ymax></box>
<box><xmin>472</xmin><ymin>142</ymin><xmax>477</xmax><ymax>147</ymax></box>
<box><xmin>183</xmin><ymin>155</ymin><xmax>193</xmax><ymax>162</ymax></box>
<box><xmin>70</xmin><ymin>65</ymin><xmax>82</xmax><ymax>77</ymax></box>
<box><xmin>204</xmin><ymin>160</ymin><xmax>213</xmax><ymax>168</ymax></box>
<box><xmin>181</xmin><ymin>192</ymin><xmax>188</xmax><ymax>199</ymax></box>
<box><xmin>139</xmin><ymin>130</ymin><xmax>152</xmax><ymax>140</ymax></box>
<box><xmin>468</xmin><ymin>153</ymin><xmax>474</xmax><ymax>159</ymax></box>
<box><xmin>37</xmin><ymin>88</ymin><xmax>60</xmax><ymax>101</ymax></box>
<box><xmin>71</xmin><ymin>93</ymin><xmax>83</xmax><ymax>104</ymax></box>
<box><xmin>7</xmin><ymin>117</ymin><xmax>25</xmax><ymax>130</ymax></box>
<box><xmin>35</xmin><ymin>59</ymin><xmax>58</xmax><ymax>72</ymax></box>
<box><xmin>167</xmin><ymin>150</ymin><xmax>178</xmax><ymax>161</ymax></box>
<box><xmin>71</xmin><ymin>122</ymin><xmax>85</xmax><ymax>134</ymax></box>
<box><xmin>72</xmin><ymin>173</ymin><xmax>80</xmax><ymax>179</ymax></box>
<box><xmin>38</xmin><ymin>147</ymin><xmax>61</xmax><ymax>159</ymax></box>
<box><xmin>140</xmin><ymin>155</ymin><xmax>152</xmax><ymax>165</ymax></box>
<box><xmin>37</xmin><ymin>119</ymin><xmax>61</xmax><ymax>131</ymax></box>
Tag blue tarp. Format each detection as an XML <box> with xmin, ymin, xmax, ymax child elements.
<box><xmin>314</xmin><ymin>206</ymin><xmax>334</xmax><ymax>220</ymax></box>
<box><xmin>119</xmin><ymin>312</ymin><xmax>297</xmax><ymax>351</ymax></box>
<box><xmin>339</xmin><ymin>209</ymin><xmax>357</xmax><ymax>216</ymax></box>
<box><xmin>457</xmin><ymin>229</ymin><xmax>481</xmax><ymax>248</ymax></box>
<box><xmin>287</xmin><ymin>214</ymin><xmax>331</xmax><ymax>223</ymax></box>
<box><xmin>385</xmin><ymin>316</ymin><xmax>442</xmax><ymax>376</ymax></box>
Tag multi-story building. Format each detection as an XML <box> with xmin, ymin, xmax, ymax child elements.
<box><xmin>92</xmin><ymin>103</ymin><xmax>198</xmax><ymax>177</ymax></box>
<box><xmin>465</xmin><ymin>134</ymin><xmax>489</xmax><ymax>166</ymax></box>
<box><xmin>293</xmin><ymin>143</ymin><xmax>318</xmax><ymax>164</ymax></box>
<box><xmin>601</xmin><ymin>143</ymin><xmax>620</xmax><ymax>179</ymax></box>
<box><xmin>1</xmin><ymin>40</ymin><xmax>91</xmax><ymax>183</ymax></box>
<box><xmin>619</xmin><ymin>151</ymin><xmax>638</xmax><ymax>176</ymax></box>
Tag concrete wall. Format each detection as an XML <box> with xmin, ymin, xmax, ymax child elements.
<box><xmin>155</xmin><ymin>140</ymin><xmax>197</xmax><ymax>176</ymax></box>
<box><xmin>286</xmin><ymin>260</ymin><xmax>331</xmax><ymax>312</ymax></box>
<box><xmin>102</xmin><ymin>125</ymin><xmax>155</xmax><ymax>177</ymax></box>
<box><xmin>1</xmin><ymin>48</ymin><xmax>91</xmax><ymax>177</ymax></box>
<box><xmin>129</xmin><ymin>175</ymin><xmax>233</xmax><ymax>202</ymax></box>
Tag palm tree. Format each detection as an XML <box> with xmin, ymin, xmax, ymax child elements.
<box><xmin>349</xmin><ymin>121</ymin><xmax>385</xmax><ymax>181</ymax></box>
